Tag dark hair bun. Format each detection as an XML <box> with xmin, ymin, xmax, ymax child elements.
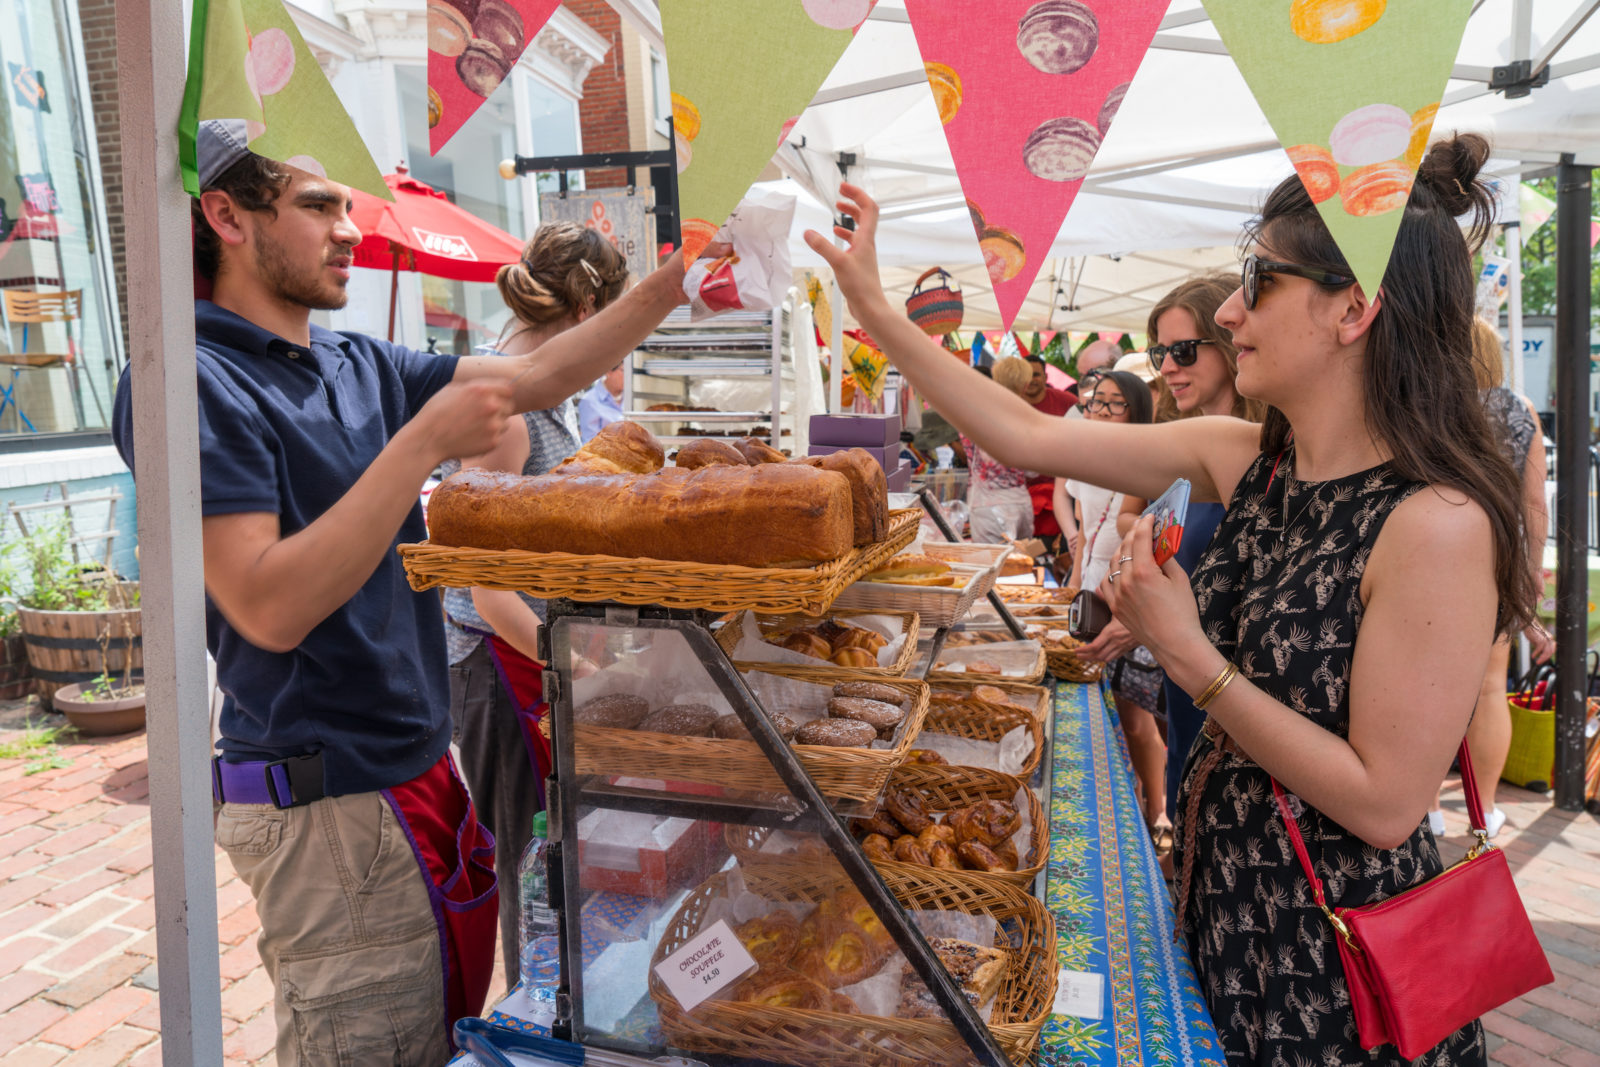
<box><xmin>1415</xmin><ymin>132</ymin><xmax>1495</xmax><ymax>249</ymax></box>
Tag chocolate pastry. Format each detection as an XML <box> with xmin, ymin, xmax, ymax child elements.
<box><xmin>852</xmin><ymin>810</ymin><xmax>904</xmax><ymax>839</ymax></box>
<box><xmin>472</xmin><ymin>0</ymin><xmax>526</xmax><ymax>53</ymax></box>
<box><xmin>833</xmin><ymin>681</ymin><xmax>905</xmax><ymax>706</ymax></box>
<box><xmin>574</xmin><ymin>694</ymin><xmax>649</xmax><ymax>729</ymax></box>
<box><xmin>793</xmin><ymin>718</ymin><xmax>876</xmax><ymax>748</ymax></box>
<box><xmin>735</xmin><ymin>911</ymin><xmax>800</xmax><ymax>967</ymax></box>
<box><xmin>884</xmin><ymin>788</ymin><xmax>932</xmax><ymax>834</ymax></box>
<box><xmin>892</xmin><ymin>835</ymin><xmax>931</xmax><ymax>866</ymax></box>
<box><xmin>927</xmin><ymin>839</ymin><xmax>960</xmax><ymax>870</ymax></box>
<box><xmin>636</xmin><ymin>703</ymin><xmax>720</xmax><ymax>737</ymax></box>
<box><xmin>956</xmin><ymin>839</ymin><xmax>1007</xmax><ymax>873</ymax></box>
<box><xmin>710</xmin><ymin>710</ymin><xmax>797</xmax><ymax>741</ymax></box>
<box><xmin>917</xmin><ymin>822</ymin><xmax>956</xmax><ymax>848</ymax></box>
<box><xmin>962</xmin><ymin>799</ymin><xmax>1022</xmax><ymax>846</ymax></box>
<box><xmin>861</xmin><ymin>833</ymin><xmax>893</xmax><ymax>862</ymax></box>
<box><xmin>735</xmin><ymin>966</ymin><xmax>829</xmax><ymax>1009</ymax></box>
<box><xmin>904</xmin><ymin>749</ymin><xmax>947</xmax><ymax>766</ymax></box>
<box><xmin>826</xmin><ymin>696</ymin><xmax>904</xmax><ymax>732</ymax></box>
<box><xmin>456</xmin><ymin>39</ymin><xmax>510</xmax><ymax>98</ymax></box>
<box><xmin>830</xmin><ymin>647</ymin><xmax>878</xmax><ymax>669</ymax></box>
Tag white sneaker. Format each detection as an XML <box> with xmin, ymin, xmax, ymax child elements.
<box><xmin>1427</xmin><ymin>809</ymin><xmax>1446</xmax><ymax>836</ymax></box>
<box><xmin>1484</xmin><ymin>808</ymin><xmax>1507</xmax><ymax>839</ymax></box>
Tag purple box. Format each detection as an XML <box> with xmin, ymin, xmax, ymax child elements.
<box><xmin>809</xmin><ymin>443</ymin><xmax>898</xmax><ymax>471</ymax></box>
<box><xmin>809</xmin><ymin>413</ymin><xmax>902</xmax><ymax>448</ymax></box>
<box><xmin>886</xmin><ymin>459</ymin><xmax>913</xmax><ymax>493</ymax></box>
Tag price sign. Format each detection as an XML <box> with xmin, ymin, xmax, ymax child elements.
<box><xmin>539</xmin><ymin>188</ymin><xmax>656</xmax><ymax>281</ymax></box>
<box><xmin>652</xmin><ymin>919</ymin><xmax>758</xmax><ymax>1013</ymax></box>
<box><xmin>1052</xmin><ymin>968</ymin><xmax>1104</xmax><ymax>1020</ymax></box>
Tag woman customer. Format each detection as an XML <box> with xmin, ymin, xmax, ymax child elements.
<box><xmin>1427</xmin><ymin>317</ymin><xmax>1554</xmax><ymax>838</ymax></box>
<box><xmin>443</xmin><ymin>221</ymin><xmax>628</xmax><ymax>987</ymax></box>
<box><xmin>1063</xmin><ymin>371</ymin><xmax>1167</xmax><ymax>826</ymax></box>
<box><xmin>805</xmin><ymin>133</ymin><xmax>1529</xmax><ymax>1064</ymax></box>
<box><xmin>964</xmin><ymin>356</ymin><xmax>1036</xmax><ymax>543</ymax></box>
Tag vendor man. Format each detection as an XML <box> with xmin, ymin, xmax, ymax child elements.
<box><xmin>111</xmin><ymin>147</ymin><xmax>687</xmax><ymax>1066</ymax></box>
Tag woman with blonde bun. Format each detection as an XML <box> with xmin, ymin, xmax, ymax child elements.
<box><xmin>441</xmin><ymin>221</ymin><xmax>628</xmax><ymax>987</ymax></box>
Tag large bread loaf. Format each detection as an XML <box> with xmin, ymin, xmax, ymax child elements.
<box><xmin>428</xmin><ymin>462</ymin><xmax>855</xmax><ymax>567</ymax></box>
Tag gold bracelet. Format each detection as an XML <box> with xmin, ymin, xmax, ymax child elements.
<box><xmin>1194</xmin><ymin>662</ymin><xmax>1240</xmax><ymax>711</ymax></box>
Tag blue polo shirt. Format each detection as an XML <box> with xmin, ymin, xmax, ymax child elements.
<box><xmin>111</xmin><ymin>300</ymin><xmax>460</xmax><ymax>796</ymax></box>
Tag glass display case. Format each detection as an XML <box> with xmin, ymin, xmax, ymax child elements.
<box><xmin>535</xmin><ymin>600</ymin><xmax>1054</xmax><ymax>1067</ymax></box>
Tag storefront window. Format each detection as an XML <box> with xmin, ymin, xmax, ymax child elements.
<box><xmin>0</xmin><ymin>0</ymin><xmax>121</xmax><ymax>440</ymax></box>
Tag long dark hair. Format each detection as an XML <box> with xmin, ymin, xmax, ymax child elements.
<box><xmin>1248</xmin><ymin>133</ymin><xmax>1534</xmax><ymax>633</ymax></box>
<box><xmin>1095</xmin><ymin>369</ymin><xmax>1154</xmax><ymax>426</ymax></box>
<box><xmin>1146</xmin><ymin>272</ymin><xmax>1268</xmax><ymax>423</ymax></box>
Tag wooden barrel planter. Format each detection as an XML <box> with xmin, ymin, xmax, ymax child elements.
<box><xmin>18</xmin><ymin>584</ymin><xmax>141</xmax><ymax>709</ymax></box>
<box><xmin>0</xmin><ymin>635</ymin><xmax>31</xmax><ymax>701</ymax></box>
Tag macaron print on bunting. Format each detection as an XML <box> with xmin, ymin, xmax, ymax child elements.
<box><xmin>1203</xmin><ymin>0</ymin><xmax>1472</xmax><ymax>299</ymax></box>
<box><xmin>428</xmin><ymin>0</ymin><xmax>563</xmax><ymax>153</ymax></box>
<box><xmin>905</xmin><ymin>0</ymin><xmax>1170</xmax><ymax>327</ymax></box>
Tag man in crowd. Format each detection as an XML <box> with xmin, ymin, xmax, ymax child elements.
<box><xmin>112</xmin><ymin>148</ymin><xmax>688</xmax><ymax>1065</ymax></box>
<box><xmin>1019</xmin><ymin>353</ymin><xmax>1076</xmax><ymax>558</ymax></box>
<box><xmin>579</xmin><ymin>361</ymin><xmax>626</xmax><ymax>441</ymax></box>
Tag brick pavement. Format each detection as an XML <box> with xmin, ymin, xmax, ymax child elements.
<box><xmin>0</xmin><ymin>713</ymin><xmax>1594</xmax><ymax>1064</ymax></box>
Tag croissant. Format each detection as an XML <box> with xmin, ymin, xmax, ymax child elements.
<box><xmin>927</xmin><ymin>840</ymin><xmax>961</xmax><ymax>870</ymax></box>
<box><xmin>773</xmin><ymin>631</ymin><xmax>831</xmax><ymax>660</ymax></box>
<box><xmin>861</xmin><ymin>833</ymin><xmax>894</xmax><ymax>862</ymax></box>
<box><xmin>853</xmin><ymin>810</ymin><xmax>904</xmax><ymax>839</ymax></box>
<box><xmin>956</xmin><ymin>839</ymin><xmax>1008</xmax><ymax>873</ymax></box>
<box><xmin>830</xmin><ymin>647</ymin><xmax>878</xmax><ymax>668</ymax></box>
<box><xmin>892</xmin><ymin>835</ymin><xmax>931</xmax><ymax>866</ymax></box>
<box><xmin>917</xmin><ymin>822</ymin><xmax>956</xmax><ymax>848</ymax></box>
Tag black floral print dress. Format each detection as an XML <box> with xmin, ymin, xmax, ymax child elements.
<box><xmin>1172</xmin><ymin>449</ymin><xmax>1487</xmax><ymax>1066</ymax></box>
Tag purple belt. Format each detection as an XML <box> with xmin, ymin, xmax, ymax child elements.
<box><xmin>211</xmin><ymin>752</ymin><xmax>326</xmax><ymax>808</ymax></box>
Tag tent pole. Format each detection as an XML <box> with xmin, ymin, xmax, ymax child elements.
<box><xmin>830</xmin><ymin>268</ymin><xmax>844</xmax><ymax>414</ymax></box>
<box><xmin>1506</xmin><ymin>216</ymin><xmax>1525</xmax><ymax>396</ymax></box>
<box><xmin>388</xmin><ymin>249</ymin><xmax>400</xmax><ymax>342</ymax></box>
<box><xmin>1553</xmin><ymin>153</ymin><xmax>1592</xmax><ymax>812</ymax></box>
<box><xmin>115</xmin><ymin>0</ymin><xmax>225</xmax><ymax>1062</ymax></box>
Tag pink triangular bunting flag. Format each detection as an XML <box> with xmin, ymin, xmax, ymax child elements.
<box><xmin>429</xmin><ymin>0</ymin><xmax>563</xmax><ymax>155</ymax></box>
<box><xmin>906</xmin><ymin>0</ymin><xmax>1168</xmax><ymax>327</ymax></box>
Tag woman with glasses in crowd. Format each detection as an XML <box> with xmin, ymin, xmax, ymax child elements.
<box><xmin>1062</xmin><ymin>370</ymin><xmax>1168</xmax><ymax>828</ymax></box>
<box><xmin>805</xmin><ymin>134</ymin><xmax>1527</xmax><ymax>1064</ymax></box>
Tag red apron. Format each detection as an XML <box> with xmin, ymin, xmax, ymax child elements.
<box><xmin>383</xmin><ymin>754</ymin><xmax>498</xmax><ymax>1047</ymax></box>
<box><xmin>484</xmin><ymin>634</ymin><xmax>552</xmax><ymax>809</ymax></box>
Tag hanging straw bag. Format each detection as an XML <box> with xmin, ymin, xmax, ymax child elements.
<box><xmin>1504</xmin><ymin>661</ymin><xmax>1557</xmax><ymax>790</ymax></box>
<box><xmin>1271</xmin><ymin>743</ymin><xmax>1552</xmax><ymax>1059</ymax></box>
<box><xmin>905</xmin><ymin>267</ymin><xmax>964</xmax><ymax>337</ymax></box>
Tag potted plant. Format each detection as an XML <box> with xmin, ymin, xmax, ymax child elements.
<box><xmin>51</xmin><ymin>667</ymin><xmax>145</xmax><ymax>736</ymax></box>
<box><xmin>5</xmin><ymin>516</ymin><xmax>141</xmax><ymax>710</ymax></box>
<box><xmin>0</xmin><ymin>554</ymin><xmax>29</xmax><ymax>700</ymax></box>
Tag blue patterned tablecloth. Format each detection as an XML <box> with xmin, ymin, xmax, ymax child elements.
<box><xmin>1038</xmin><ymin>682</ymin><xmax>1224</xmax><ymax>1067</ymax></box>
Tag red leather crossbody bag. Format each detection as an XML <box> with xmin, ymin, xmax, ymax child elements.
<box><xmin>1270</xmin><ymin>744</ymin><xmax>1552</xmax><ymax>1059</ymax></box>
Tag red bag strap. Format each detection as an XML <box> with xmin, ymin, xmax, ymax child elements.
<box><xmin>1269</xmin><ymin>738</ymin><xmax>1485</xmax><ymax>918</ymax></box>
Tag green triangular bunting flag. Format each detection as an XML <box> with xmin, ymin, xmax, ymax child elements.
<box><xmin>179</xmin><ymin>0</ymin><xmax>388</xmax><ymax>199</ymax></box>
<box><xmin>1203</xmin><ymin>0</ymin><xmax>1471</xmax><ymax>296</ymax></box>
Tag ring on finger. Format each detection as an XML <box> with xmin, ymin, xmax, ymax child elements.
<box><xmin>1118</xmin><ymin>556</ymin><xmax>1134</xmax><ymax>563</ymax></box>
<box><xmin>1108</xmin><ymin>570</ymin><xmax>1122</xmax><ymax>581</ymax></box>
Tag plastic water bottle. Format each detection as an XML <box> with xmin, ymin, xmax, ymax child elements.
<box><xmin>518</xmin><ymin>811</ymin><xmax>561</xmax><ymax>1004</ymax></box>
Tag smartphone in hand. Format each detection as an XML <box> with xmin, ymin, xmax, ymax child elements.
<box><xmin>1144</xmin><ymin>478</ymin><xmax>1191</xmax><ymax>567</ymax></box>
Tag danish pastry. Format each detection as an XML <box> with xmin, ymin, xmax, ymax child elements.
<box><xmin>918</xmin><ymin>822</ymin><xmax>956</xmax><ymax>848</ymax></box>
<box><xmin>833</xmin><ymin>888</ymin><xmax>895</xmax><ymax>956</ymax></box>
<box><xmin>884</xmin><ymin>788</ymin><xmax>932</xmax><ymax>834</ymax></box>
<box><xmin>956</xmin><ymin>839</ymin><xmax>1006</xmax><ymax>873</ymax></box>
<box><xmin>927</xmin><ymin>839</ymin><xmax>960</xmax><ymax>870</ymax></box>
<box><xmin>861</xmin><ymin>833</ymin><xmax>894</xmax><ymax>862</ymax></box>
<box><xmin>853</xmin><ymin>810</ymin><xmax>904</xmax><ymax>839</ymax></box>
<box><xmin>735</xmin><ymin>967</ymin><xmax>829</xmax><ymax>1009</ymax></box>
<box><xmin>892</xmin><ymin>835</ymin><xmax>932</xmax><ymax>866</ymax></box>
<box><xmin>950</xmin><ymin>800</ymin><xmax>1021</xmax><ymax>847</ymax></box>
<box><xmin>830</xmin><ymin>647</ymin><xmax>878</xmax><ymax>669</ymax></box>
<box><xmin>795</xmin><ymin>919</ymin><xmax>885</xmax><ymax>988</ymax></box>
<box><xmin>905</xmin><ymin>749</ymin><xmax>948</xmax><ymax>766</ymax></box>
<box><xmin>735</xmin><ymin>911</ymin><xmax>800</xmax><ymax>968</ymax></box>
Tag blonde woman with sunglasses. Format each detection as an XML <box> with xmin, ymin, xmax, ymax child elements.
<box><xmin>805</xmin><ymin>134</ymin><xmax>1530</xmax><ymax>1064</ymax></box>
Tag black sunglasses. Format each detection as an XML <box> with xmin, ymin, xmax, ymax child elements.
<box><xmin>1242</xmin><ymin>254</ymin><xmax>1355</xmax><ymax>310</ymax></box>
<box><xmin>1148</xmin><ymin>339</ymin><xmax>1210</xmax><ymax>371</ymax></box>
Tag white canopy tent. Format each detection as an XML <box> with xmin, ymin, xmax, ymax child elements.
<box><xmin>764</xmin><ymin>0</ymin><xmax>1600</xmax><ymax>334</ymax></box>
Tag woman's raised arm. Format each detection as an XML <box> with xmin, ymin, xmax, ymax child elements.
<box><xmin>803</xmin><ymin>185</ymin><xmax>1259</xmax><ymax>504</ymax></box>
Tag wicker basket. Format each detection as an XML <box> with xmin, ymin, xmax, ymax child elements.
<box><xmin>398</xmin><ymin>509</ymin><xmax>918</xmax><ymax>616</ymax></box>
<box><xmin>922</xmin><ymin>542</ymin><xmax>1009</xmax><ymax>600</ymax></box>
<box><xmin>927</xmin><ymin>679</ymin><xmax>1050</xmax><ymax>722</ymax></box>
<box><xmin>713</xmin><ymin>610</ymin><xmax>921</xmax><ymax>678</ymax></box>
<box><xmin>927</xmin><ymin>643</ymin><xmax>1047</xmax><ymax>686</ymax></box>
<box><xmin>995</xmin><ymin>584</ymin><xmax>1078</xmax><ymax>606</ymax></box>
<box><xmin>904</xmin><ymin>267</ymin><xmax>964</xmax><ymax>337</ymax></box>
<box><xmin>569</xmin><ymin>669</ymin><xmax>928</xmax><ymax>809</ymax></box>
<box><xmin>831</xmin><ymin>562</ymin><xmax>987</xmax><ymax>628</ymax></box>
<box><xmin>724</xmin><ymin>765</ymin><xmax>1045</xmax><ymax>887</ymax></box>
<box><xmin>1046</xmin><ymin>647</ymin><xmax>1103</xmax><ymax>683</ymax></box>
<box><xmin>648</xmin><ymin>866</ymin><xmax>1055</xmax><ymax>1067</ymax></box>
<box><xmin>896</xmin><ymin>702</ymin><xmax>1042</xmax><ymax>786</ymax></box>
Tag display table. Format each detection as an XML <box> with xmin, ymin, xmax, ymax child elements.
<box><xmin>1038</xmin><ymin>682</ymin><xmax>1222</xmax><ymax>1067</ymax></box>
<box><xmin>463</xmin><ymin>678</ymin><xmax>1223</xmax><ymax>1066</ymax></box>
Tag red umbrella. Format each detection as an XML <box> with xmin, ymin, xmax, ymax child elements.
<box><xmin>347</xmin><ymin>165</ymin><xmax>525</xmax><ymax>339</ymax></box>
